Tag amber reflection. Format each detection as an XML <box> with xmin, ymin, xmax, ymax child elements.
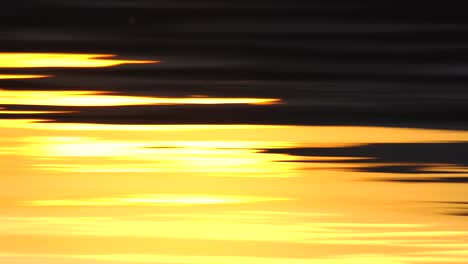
<box><xmin>0</xmin><ymin>74</ymin><xmax>52</xmax><ymax>79</ymax></box>
<box><xmin>0</xmin><ymin>90</ymin><xmax>280</xmax><ymax>106</ymax></box>
<box><xmin>0</xmin><ymin>107</ymin><xmax>74</xmax><ymax>115</ymax></box>
<box><xmin>1</xmin><ymin>119</ymin><xmax>468</xmax><ymax>264</ymax></box>
<box><xmin>27</xmin><ymin>194</ymin><xmax>292</xmax><ymax>206</ymax></box>
<box><xmin>2</xmin><ymin>119</ymin><xmax>468</xmax><ymax>141</ymax></box>
<box><xmin>16</xmin><ymin>136</ymin><xmax>298</xmax><ymax>176</ymax></box>
<box><xmin>5</xmin><ymin>50</ymin><xmax>468</xmax><ymax>264</ymax></box>
<box><xmin>0</xmin><ymin>53</ymin><xmax>157</xmax><ymax>68</ymax></box>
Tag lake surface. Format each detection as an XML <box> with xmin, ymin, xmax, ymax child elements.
<box><xmin>1</xmin><ymin>54</ymin><xmax>468</xmax><ymax>263</ymax></box>
<box><xmin>2</xmin><ymin>1</ymin><xmax>468</xmax><ymax>262</ymax></box>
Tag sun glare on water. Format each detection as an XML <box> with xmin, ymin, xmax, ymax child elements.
<box><xmin>0</xmin><ymin>90</ymin><xmax>280</xmax><ymax>106</ymax></box>
<box><xmin>0</xmin><ymin>74</ymin><xmax>52</xmax><ymax>79</ymax></box>
<box><xmin>27</xmin><ymin>194</ymin><xmax>292</xmax><ymax>206</ymax></box>
<box><xmin>0</xmin><ymin>53</ymin><xmax>157</xmax><ymax>68</ymax></box>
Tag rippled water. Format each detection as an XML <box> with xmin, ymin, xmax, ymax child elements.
<box><xmin>2</xmin><ymin>57</ymin><xmax>468</xmax><ymax>263</ymax></box>
<box><xmin>2</xmin><ymin>1</ymin><xmax>468</xmax><ymax>263</ymax></box>
<box><xmin>2</xmin><ymin>115</ymin><xmax>468</xmax><ymax>264</ymax></box>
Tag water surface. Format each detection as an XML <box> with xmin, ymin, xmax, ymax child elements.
<box><xmin>2</xmin><ymin>2</ymin><xmax>468</xmax><ymax>261</ymax></box>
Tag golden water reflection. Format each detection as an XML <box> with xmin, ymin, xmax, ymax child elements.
<box><xmin>0</xmin><ymin>53</ymin><xmax>157</xmax><ymax>68</ymax></box>
<box><xmin>0</xmin><ymin>110</ymin><xmax>73</xmax><ymax>114</ymax></box>
<box><xmin>0</xmin><ymin>74</ymin><xmax>52</xmax><ymax>79</ymax></box>
<box><xmin>27</xmin><ymin>194</ymin><xmax>292</xmax><ymax>206</ymax></box>
<box><xmin>0</xmin><ymin>90</ymin><xmax>280</xmax><ymax>106</ymax></box>
<box><xmin>1</xmin><ymin>119</ymin><xmax>468</xmax><ymax>264</ymax></box>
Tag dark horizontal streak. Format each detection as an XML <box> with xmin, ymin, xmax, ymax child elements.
<box><xmin>378</xmin><ymin>177</ymin><xmax>468</xmax><ymax>183</ymax></box>
<box><xmin>1</xmin><ymin>104</ymin><xmax>467</xmax><ymax>132</ymax></box>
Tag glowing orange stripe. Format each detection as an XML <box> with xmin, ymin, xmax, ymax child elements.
<box><xmin>0</xmin><ymin>53</ymin><xmax>157</xmax><ymax>68</ymax></box>
<box><xmin>0</xmin><ymin>90</ymin><xmax>280</xmax><ymax>106</ymax></box>
<box><xmin>0</xmin><ymin>74</ymin><xmax>52</xmax><ymax>79</ymax></box>
<box><xmin>0</xmin><ymin>110</ymin><xmax>74</xmax><ymax>114</ymax></box>
<box><xmin>27</xmin><ymin>194</ymin><xmax>292</xmax><ymax>206</ymax></box>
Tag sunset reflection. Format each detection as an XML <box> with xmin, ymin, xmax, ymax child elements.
<box><xmin>0</xmin><ymin>74</ymin><xmax>52</xmax><ymax>79</ymax></box>
<box><xmin>0</xmin><ymin>110</ymin><xmax>73</xmax><ymax>114</ymax></box>
<box><xmin>0</xmin><ymin>53</ymin><xmax>157</xmax><ymax>68</ymax></box>
<box><xmin>2</xmin><ymin>118</ymin><xmax>468</xmax><ymax>264</ymax></box>
<box><xmin>27</xmin><ymin>194</ymin><xmax>292</xmax><ymax>206</ymax></box>
<box><xmin>0</xmin><ymin>90</ymin><xmax>280</xmax><ymax>106</ymax></box>
<box><xmin>2</xmin><ymin>0</ymin><xmax>467</xmax><ymax>263</ymax></box>
<box><xmin>17</xmin><ymin>136</ymin><xmax>299</xmax><ymax>176</ymax></box>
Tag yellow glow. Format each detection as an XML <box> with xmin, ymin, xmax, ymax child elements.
<box><xmin>0</xmin><ymin>74</ymin><xmax>52</xmax><ymax>79</ymax></box>
<box><xmin>17</xmin><ymin>136</ymin><xmax>299</xmax><ymax>176</ymax></box>
<box><xmin>0</xmin><ymin>119</ymin><xmax>279</xmax><ymax>132</ymax></box>
<box><xmin>0</xmin><ymin>215</ymin><xmax>446</xmax><ymax>244</ymax></box>
<box><xmin>2</xmin><ymin>119</ymin><xmax>468</xmax><ymax>144</ymax></box>
<box><xmin>0</xmin><ymin>253</ymin><xmax>410</xmax><ymax>264</ymax></box>
<box><xmin>21</xmin><ymin>137</ymin><xmax>293</xmax><ymax>157</ymax></box>
<box><xmin>2</xmin><ymin>119</ymin><xmax>468</xmax><ymax>264</ymax></box>
<box><xmin>74</xmin><ymin>254</ymin><xmax>468</xmax><ymax>264</ymax></box>
<box><xmin>0</xmin><ymin>110</ymin><xmax>73</xmax><ymax>114</ymax></box>
<box><xmin>27</xmin><ymin>194</ymin><xmax>292</xmax><ymax>206</ymax></box>
<box><xmin>0</xmin><ymin>90</ymin><xmax>280</xmax><ymax>106</ymax></box>
<box><xmin>0</xmin><ymin>53</ymin><xmax>157</xmax><ymax>68</ymax></box>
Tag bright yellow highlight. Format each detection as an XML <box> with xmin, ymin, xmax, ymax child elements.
<box><xmin>11</xmin><ymin>137</ymin><xmax>295</xmax><ymax>179</ymax></box>
<box><xmin>0</xmin><ymin>90</ymin><xmax>280</xmax><ymax>106</ymax></box>
<box><xmin>2</xmin><ymin>119</ymin><xmax>468</xmax><ymax>143</ymax></box>
<box><xmin>0</xmin><ymin>108</ymin><xmax>73</xmax><ymax>114</ymax></box>
<box><xmin>0</xmin><ymin>119</ymin><xmax>279</xmax><ymax>132</ymax></box>
<box><xmin>27</xmin><ymin>194</ymin><xmax>291</xmax><ymax>206</ymax></box>
<box><xmin>18</xmin><ymin>136</ymin><xmax>298</xmax><ymax>176</ymax></box>
<box><xmin>0</xmin><ymin>53</ymin><xmax>157</xmax><ymax>68</ymax></box>
<box><xmin>0</xmin><ymin>74</ymin><xmax>52</xmax><ymax>79</ymax></box>
<box><xmin>0</xmin><ymin>253</ymin><xmax>422</xmax><ymax>264</ymax></box>
<box><xmin>2</xmin><ymin>119</ymin><xmax>468</xmax><ymax>264</ymax></box>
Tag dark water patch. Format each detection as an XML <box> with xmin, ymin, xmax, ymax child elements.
<box><xmin>376</xmin><ymin>177</ymin><xmax>468</xmax><ymax>183</ymax></box>
<box><xmin>263</xmin><ymin>143</ymin><xmax>468</xmax><ymax>167</ymax></box>
<box><xmin>263</xmin><ymin>142</ymin><xmax>468</xmax><ymax>177</ymax></box>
